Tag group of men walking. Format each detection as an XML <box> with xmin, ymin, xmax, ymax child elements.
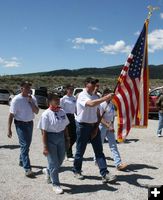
<box><xmin>8</xmin><ymin>77</ymin><xmax>163</xmax><ymax>195</ymax></box>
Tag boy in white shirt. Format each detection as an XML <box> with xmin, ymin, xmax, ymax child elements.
<box><xmin>38</xmin><ymin>93</ymin><xmax>70</xmax><ymax>195</ymax></box>
<box><xmin>99</xmin><ymin>88</ymin><xmax>127</xmax><ymax>171</ymax></box>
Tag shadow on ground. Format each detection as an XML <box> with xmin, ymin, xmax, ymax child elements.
<box><xmin>0</xmin><ymin>145</ymin><xmax>20</xmax><ymax>149</ymax></box>
<box><xmin>61</xmin><ymin>172</ymin><xmax>154</xmax><ymax>194</ymax></box>
<box><xmin>123</xmin><ymin>139</ymin><xmax>139</xmax><ymax>144</ymax></box>
<box><xmin>31</xmin><ymin>165</ymin><xmax>74</xmax><ymax>177</ymax></box>
<box><xmin>61</xmin><ymin>182</ymin><xmax>117</xmax><ymax>194</ymax></box>
<box><xmin>31</xmin><ymin>163</ymin><xmax>156</xmax><ymax>193</ymax></box>
<box><xmin>83</xmin><ymin>156</ymin><xmax>113</xmax><ymax>162</ymax></box>
<box><xmin>117</xmin><ymin>173</ymin><xmax>154</xmax><ymax>188</ymax></box>
<box><xmin>126</xmin><ymin>164</ymin><xmax>158</xmax><ymax>172</ymax></box>
<box><xmin>117</xmin><ymin>163</ymin><xmax>157</xmax><ymax>188</ymax></box>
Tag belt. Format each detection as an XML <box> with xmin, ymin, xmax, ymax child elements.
<box><xmin>14</xmin><ymin>119</ymin><xmax>33</xmax><ymax>124</ymax></box>
<box><xmin>79</xmin><ymin>122</ymin><xmax>97</xmax><ymax>127</ymax></box>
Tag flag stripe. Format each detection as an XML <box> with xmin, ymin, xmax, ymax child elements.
<box><xmin>123</xmin><ymin>79</ymin><xmax>135</xmax><ymax>118</ymax></box>
<box><xmin>117</xmin><ymin>86</ymin><xmax>130</xmax><ymax>133</ymax></box>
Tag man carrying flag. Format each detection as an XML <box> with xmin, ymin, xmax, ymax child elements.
<box><xmin>112</xmin><ymin>19</ymin><xmax>149</xmax><ymax>142</ymax></box>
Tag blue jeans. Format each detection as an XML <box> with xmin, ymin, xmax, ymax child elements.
<box><xmin>15</xmin><ymin>120</ymin><xmax>33</xmax><ymax>171</ymax></box>
<box><xmin>157</xmin><ymin>112</ymin><xmax>163</xmax><ymax>135</ymax></box>
<box><xmin>46</xmin><ymin>131</ymin><xmax>65</xmax><ymax>186</ymax></box>
<box><xmin>73</xmin><ymin>122</ymin><xmax>108</xmax><ymax>177</ymax></box>
<box><xmin>99</xmin><ymin>125</ymin><xmax>121</xmax><ymax>167</ymax></box>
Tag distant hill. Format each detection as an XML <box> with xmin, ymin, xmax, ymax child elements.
<box><xmin>21</xmin><ymin>64</ymin><xmax>163</xmax><ymax>79</ymax></box>
<box><xmin>1</xmin><ymin>64</ymin><xmax>163</xmax><ymax>91</ymax></box>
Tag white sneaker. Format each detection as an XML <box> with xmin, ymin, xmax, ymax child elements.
<box><xmin>52</xmin><ymin>185</ymin><xmax>64</xmax><ymax>195</ymax></box>
<box><xmin>25</xmin><ymin>169</ymin><xmax>34</xmax><ymax>177</ymax></box>
<box><xmin>67</xmin><ymin>157</ymin><xmax>74</xmax><ymax>162</ymax></box>
<box><xmin>42</xmin><ymin>168</ymin><xmax>51</xmax><ymax>183</ymax></box>
<box><xmin>158</xmin><ymin>133</ymin><xmax>162</xmax><ymax>137</ymax></box>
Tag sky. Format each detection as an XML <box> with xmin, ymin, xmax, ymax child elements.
<box><xmin>0</xmin><ymin>0</ymin><xmax>163</xmax><ymax>75</ymax></box>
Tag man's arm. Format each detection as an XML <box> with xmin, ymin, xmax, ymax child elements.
<box><xmin>29</xmin><ymin>102</ymin><xmax>39</xmax><ymax>114</ymax></box>
<box><xmin>28</xmin><ymin>96</ymin><xmax>39</xmax><ymax>114</ymax></box>
<box><xmin>8</xmin><ymin>113</ymin><xmax>14</xmax><ymax>138</ymax></box>
<box><xmin>42</xmin><ymin>130</ymin><xmax>48</xmax><ymax>156</ymax></box>
<box><xmin>86</xmin><ymin>93</ymin><xmax>114</xmax><ymax>107</ymax></box>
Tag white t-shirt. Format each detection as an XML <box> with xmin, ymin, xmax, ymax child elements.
<box><xmin>38</xmin><ymin>108</ymin><xmax>69</xmax><ymax>133</ymax></box>
<box><xmin>75</xmin><ymin>89</ymin><xmax>98</xmax><ymax>123</ymax></box>
<box><xmin>10</xmin><ymin>94</ymin><xmax>38</xmax><ymax>122</ymax></box>
<box><xmin>100</xmin><ymin>101</ymin><xmax>115</xmax><ymax>122</ymax></box>
<box><xmin>60</xmin><ymin>95</ymin><xmax>76</xmax><ymax>114</ymax></box>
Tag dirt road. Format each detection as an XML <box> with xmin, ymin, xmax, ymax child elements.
<box><xmin>0</xmin><ymin>105</ymin><xmax>163</xmax><ymax>200</ymax></box>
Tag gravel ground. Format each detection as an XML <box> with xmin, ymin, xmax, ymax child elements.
<box><xmin>0</xmin><ymin>104</ymin><xmax>163</xmax><ymax>200</ymax></box>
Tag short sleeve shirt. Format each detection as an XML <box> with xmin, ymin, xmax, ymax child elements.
<box><xmin>75</xmin><ymin>89</ymin><xmax>98</xmax><ymax>123</ymax></box>
<box><xmin>100</xmin><ymin>101</ymin><xmax>115</xmax><ymax>122</ymax></box>
<box><xmin>10</xmin><ymin>94</ymin><xmax>38</xmax><ymax>122</ymax></box>
<box><xmin>60</xmin><ymin>95</ymin><xmax>76</xmax><ymax>114</ymax></box>
<box><xmin>38</xmin><ymin>108</ymin><xmax>69</xmax><ymax>133</ymax></box>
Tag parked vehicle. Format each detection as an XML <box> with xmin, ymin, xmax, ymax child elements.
<box><xmin>54</xmin><ymin>86</ymin><xmax>65</xmax><ymax>92</ymax></box>
<box><xmin>73</xmin><ymin>88</ymin><xmax>84</xmax><ymax>96</ymax></box>
<box><xmin>9</xmin><ymin>89</ymin><xmax>48</xmax><ymax>108</ymax></box>
<box><xmin>53</xmin><ymin>86</ymin><xmax>66</xmax><ymax>97</ymax></box>
<box><xmin>149</xmin><ymin>86</ymin><xmax>163</xmax><ymax>115</ymax></box>
<box><xmin>33</xmin><ymin>89</ymin><xmax>48</xmax><ymax>108</ymax></box>
<box><xmin>0</xmin><ymin>89</ymin><xmax>11</xmax><ymax>104</ymax></box>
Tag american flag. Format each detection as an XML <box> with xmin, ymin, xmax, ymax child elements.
<box><xmin>112</xmin><ymin>20</ymin><xmax>149</xmax><ymax>142</ymax></box>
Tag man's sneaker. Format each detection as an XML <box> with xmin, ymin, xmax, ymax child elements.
<box><xmin>42</xmin><ymin>168</ymin><xmax>51</xmax><ymax>183</ymax></box>
<box><xmin>117</xmin><ymin>163</ymin><xmax>128</xmax><ymax>171</ymax></box>
<box><xmin>25</xmin><ymin>169</ymin><xmax>34</xmax><ymax>177</ymax></box>
<box><xmin>158</xmin><ymin>133</ymin><xmax>162</xmax><ymax>137</ymax></box>
<box><xmin>74</xmin><ymin>172</ymin><xmax>84</xmax><ymax>180</ymax></box>
<box><xmin>67</xmin><ymin>157</ymin><xmax>74</xmax><ymax>162</ymax></box>
<box><xmin>102</xmin><ymin>172</ymin><xmax>117</xmax><ymax>184</ymax></box>
<box><xmin>52</xmin><ymin>185</ymin><xmax>64</xmax><ymax>195</ymax></box>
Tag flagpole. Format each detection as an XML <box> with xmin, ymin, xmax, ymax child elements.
<box><xmin>147</xmin><ymin>5</ymin><xmax>160</xmax><ymax>20</ymax></box>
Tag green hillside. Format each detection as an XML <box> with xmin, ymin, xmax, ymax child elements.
<box><xmin>21</xmin><ymin>64</ymin><xmax>163</xmax><ymax>79</ymax></box>
<box><xmin>0</xmin><ymin>64</ymin><xmax>163</xmax><ymax>91</ymax></box>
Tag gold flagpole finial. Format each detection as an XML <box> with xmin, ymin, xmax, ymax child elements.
<box><xmin>147</xmin><ymin>5</ymin><xmax>160</xmax><ymax>20</ymax></box>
